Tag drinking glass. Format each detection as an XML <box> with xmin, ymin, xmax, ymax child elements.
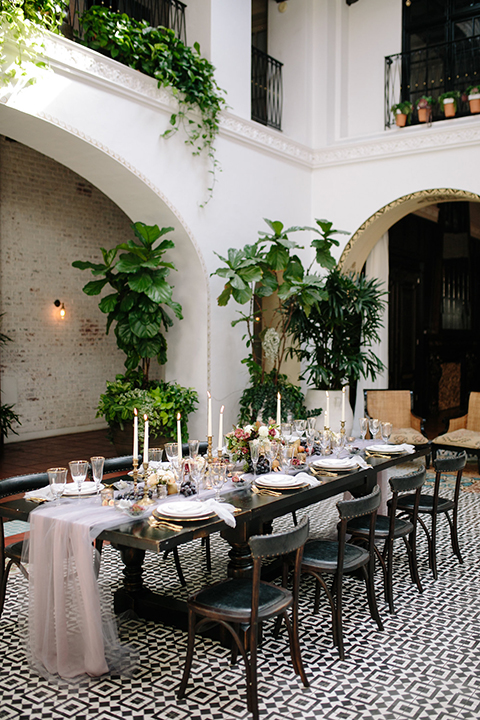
<box><xmin>90</xmin><ymin>456</ymin><xmax>105</xmax><ymax>495</ymax></box>
<box><xmin>148</xmin><ymin>448</ymin><xmax>163</xmax><ymax>464</ymax></box>
<box><xmin>368</xmin><ymin>418</ymin><xmax>380</xmax><ymax>440</ymax></box>
<box><xmin>330</xmin><ymin>432</ymin><xmax>342</xmax><ymax>457</ymax></box>
<box><xmin>280</xmin><ymin>423</ymin><xmax>292</xmax><ymax>443</ymax></box>
<box><xmin>47</xmin><ymin>467</ymin><xmax>67</xmax><ymax>503</ymax></box>
<box><xmin>190</xmin><ymin>455</ymin><xmax>206</xmax><ymax>494</ymax></box>
<box><xmin>249</xmin><ymin>440</ymin><xmax>260</xmax><ymax>479</ymax></box>
<box><xmin>280</xmin><ymin>443</ymin><xmax>294</xmax><ymax>471</ymax></box>
<box><xmin>210</xmin><ymin>460</ymin><xmax>227</xmax><ymax>500</ymax></box>
<box><xmin>319</xmin><ymin>430</ymin><xmax>331</xmax><ymax>456</ymax></box>
<box><xmin>306</xmin><ymin>429</ymin><xmax>315</xmax><ymax>456</ymax></box>
<box><xmin>188</xmin><ymin>439</ymin><xmax>200</xmax><ymax>458</ymax></box>
<box><xmin>69</xmin><ymin>460</ymin><xmax>88</xmax><ymax>494</ymax></box>
<box><xmin>381</xmin><ymin>421</ymin><xmax>393</xmax><ymax>444</ymax></box>
<box><xmin>294</xmin><ymin>419</ymin><xmax>306</xmax><ymax>440</ymax></box>
<box><xmin>307</xmin><ymin>417</ymin><xmax>317</xmax><ymax>433</ymax></box>
<box><xmin>165</xmin><ymin>443</ymin><xmax>179</xmax><ymax>465</ymax></box>
<box><xmin>359</xmin><ymin>417</ymin><xmax>369</xmax><ymax>441</ymax></box>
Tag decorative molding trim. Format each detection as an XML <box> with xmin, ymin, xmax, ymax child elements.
<box><xmin>338</xmin><ymin>188</ymin><xmax>480</xmax><ymax>270</ymax></box>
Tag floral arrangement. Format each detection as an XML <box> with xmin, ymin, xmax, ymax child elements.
<box><xmin>225</xmin><ymin>421</ymin><xmax>279</xmax><ymax>472</ymax></box>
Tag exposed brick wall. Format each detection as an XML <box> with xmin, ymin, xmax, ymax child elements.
<box><xmin>0</xmin><ymin>136</ymin><xmax>138</xmax><ymax>439</ymax></box>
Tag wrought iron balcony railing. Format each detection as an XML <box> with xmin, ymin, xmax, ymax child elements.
<box><xmin>251</xmin><ymin>46</ymin><xmax>283</xmax><ymax>131</ymax></box>
<box><xmin>385</xmin><ymin>34</ymin><xmax>480</xmax><ymax>128</ymax></box>
<box><xmin>64</xmin><ymin>0</ymin><xmax>187</xmax><ymax>44</ymax></box>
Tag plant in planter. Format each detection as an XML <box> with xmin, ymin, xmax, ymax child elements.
<box><xmin>416</xmin><ymin>96</ymin><xmax>435</xmax><ymax>123</ymax></box>
<box><xmin>391</xmin><ymin>101</ymin><xmax>413</xmax><ymax>127</ymax></box>
<box><xmin>73</xmin><ymin>222</ymin><xmax>198</xmax><ymax>448</ymax></box>
<box><xmin>465</xmin><ymin>85</ymin><xmax>480</xmax><ymax>114</ymax></box>
<box><xmin>438</xmin><ymin>90</ymin><xmax>461</xmax><ymax>118</ymax></box>
<box><xmin>0</xmin><ymin>314</ymin><xmax>21</xmax><ymax>450</ymax></box>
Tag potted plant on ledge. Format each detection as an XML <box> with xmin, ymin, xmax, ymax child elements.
<box><xmin>416</xmin><ymin>96</ymin><xmax>435</xmax><ymax>123</ymax></box>
<box><xmin>465</xmin><ymin>85</ymin><xmax>480</xmax><ymax>114</ymax></box>
<box><xmin>73</xmin><ymin>221</ymin><xmax>198</xmax><ymax>452</ymax></box>
<box><xmin>391</xmin><ymin>101</ymin><xmax>413</xmax><ymax>127</ymax></box>
<box><xmin>438</xmin><ymin>91</ymin><xmax>461</xmax><ymax>118</ymax></box>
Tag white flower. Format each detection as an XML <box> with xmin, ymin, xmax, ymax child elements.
<box><xmin>262</xmin><ymin>328</ymin><xmax>280</xmax><ymax>362</ymax></box>
<box><xmin>244</xmin><ymin>424</ymin><xmax>254</xmax><ymax>435</ymax></box>
<box><xmin>258</xmin><ymin>425</ymin><xmax>269</xmax><ymax>438</ymax></box>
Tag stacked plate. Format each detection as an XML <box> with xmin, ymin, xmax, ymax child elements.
<box><xmin>63</xmin><ymin>481</ymin><xmax>101</xmax><ymax>497</ymax></box>
<box><xmin>368</xmin><ymin>444</ymin><xmax>404</xmax><ymax>454</ymax></box>
<box><xmin>312</xmin><ymin>457</ymin><xmax>358</xmax><ymax>471</ymax></box>
<box><xmin>254</xmin><ymin>474</ymin><xmax>309</xmax><ymax>491</ymax></box>
<box><xmin>153</xmin><ymin>500</ymin><xmax>215</xmax><ymax>521</ymax></box>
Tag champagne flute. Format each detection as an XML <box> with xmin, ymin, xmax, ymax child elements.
<box><xmin>359</xmin><ymin>417</ymin><xmax>369</xmax><ymax>441</ymax></box>
<box><xmin>381</xmin><ymin>421</ymin><xmax>393</xmax><ymax>444</ymax></box>
<box><xmin>48</xmin><ymin>467</ymin><xmax>67</xmax><ymax>504</ymax></box>
<box><xmin>69</xmin><ymin>460</ymin><xmax>88</xmax><ymax>494</ymax></box>
<box><xmin>368</xmin><ymin>418</ymin><xmax>380</xmax><ymax>441</ymax></box>
<box><xmin>249</xmin><ymin>440</ymin><xmax>260</xmax><ymax>480</ymax></box>
<box><xmin>90</xmin><ymin>456</ymin><xmax>105</xmax><ymax>495</ymax></box>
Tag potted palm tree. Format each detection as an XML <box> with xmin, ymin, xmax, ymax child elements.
<box><xmin>438</xmin><ymin>91</ymin><xmax>461</xmax><ymax>118</ymax></box>
<box><xmin>391</xmin><ymin>101</ymin><xmax>413</xmax><ymax>127</ymax></box>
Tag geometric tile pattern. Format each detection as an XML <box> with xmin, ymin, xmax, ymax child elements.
<box><xmin>1</xmin><ymin>485</ymin><xmax>480</xmax><ymax>720</ymax></box>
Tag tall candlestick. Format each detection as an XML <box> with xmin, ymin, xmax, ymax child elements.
<box><xmin>143</xmin><ymin>414</ymin><xmax>149</xmax><ymax>465</ymax></box>
<box><xmin>276</xmin><ymin>392</ymin><xmax>281</xmax><ymax>426</ymax></box>
<box><xmin>341</xmin><ymin>386</ymin><xmax>346</xmax><ymax>422</ymax></box>
<box><xmin>218</xmin><ymin>405</ymin><xmax>225</xmax><ymax>452</ymax></box>
<box><xmin>207</xmin><ymin>390</ymin><xmax>212</xmax><ymax>437</ymax></box>
<box><xmin>325</xmin><ymin>391</ymin><xmax>330</xmax><ymax>428</ymax></box>
<box><xmin>177</xmin><ymin>412</ymin><xmax>182</xmax><ymax>464</ymax></box>
<box><xmin>133</xmin><ymin>408</ymin><xmax>138</xmax><ymax>461</ymax></box>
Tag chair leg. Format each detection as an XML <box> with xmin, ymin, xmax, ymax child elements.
<box><xmin>178</xmin><ymin>607</ymin><xmax>196</xmax><ymax>699</ymax></box>
<box><xmin>384</xmin><ymin>537</ymin><xmax>395</xmax><ymax>614</ymax></box>
<box><xmin>362</xmin><ymin>564</ymin><xmax>384</xmax><ymax>632</ymax></box>
<box><xmin>0</xmin><ymin>558</ymin><xmax>14</xmax><ymax>619</ymax></box>
<box><xmin>248</xmin><ymin>626</ymin><xmax>259</xmax><ymax>720</ymax></box>
<box><xmin>284</xmin><ymin>611</ymin><xmax>309</xmax><ymax>688</ymax></box>
<box><xmin>204</xmin><ymin>536</ymin><xmax>212</xmax><ymax>573</ymax></box>
<box><xmin>446</xmin><ymin>509</ymin><xmax>464</xmax><ymax>565</ymax></box>
<box><xmin>404</xmin><ymin>531</ymin><xmax>423</xmax><ymax>594</ymax></box>
<box><xmin>429</xmin><ymin>512</ymin><xmax>438</xmax><ymax>580</ymax></box>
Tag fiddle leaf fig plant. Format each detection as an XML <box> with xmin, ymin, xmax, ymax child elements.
<box><xmin>73</xmin><ymin>222</ymin><xmax>183</xmax><ymax>383</ymax></box>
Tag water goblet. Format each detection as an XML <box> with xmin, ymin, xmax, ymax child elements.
<box><xmin>330</xmin><ymin>432</ymin><xmax>342</xmax><ymax>457</ymax></box>
<box><xmin>359</xmin><ymin>417</ymin><xmax>369</xmax><ymax>441</ymax></box>
<box><xmin>249</xmin><ymin>440</ymin><xmax>260</xmax><ymax>479</ymax></box>
<box><xmin>210</xmin><ymin>459</ymin><xmax>227</xmax><ymax>500</ymax></box>
<box><xmin>90</xmin><ymin>456</ymin><xmax>105</xmax><ymax>495</ymax></box>
<box><xmin>47</xmin><ymin>467</ymin><xmax>67</xmax><ymax>504</ymax></box>
<box><xmin>319</xmin><ymin>430</ymin><xmax>331</xmax><ymax>456</ymax></box>
<box><xmin>307</xmin><ymin>417</ymin><xmax>317</xmax><ymax>432</ymax></box>
<box><xmin>165</xmin><ymin>442</ymin><xmax>179</xmax><ymax>465</ymax></box>
<box><xmin>190</xmin><ymin>455</ymin><xmax>206</xmax><ymax>494</ymax></box>
<box><xmin>381</xmin><ymin>421</ymin><xmax>393</xmax><ymax>444</ymax></box>
<box><xmin>368</xmin><ymin>418</ymin><xmax>380</xmax><ymax>440</ymax></box>
<box><xmin>280</xmin><ymin>443</ymin><xmax>294</xmax><ymax>471</ymax></box>
<box><xmin>293</xmin><ymin>419</ymin><xmax>306</xmax><ymax>442</ymax></box>
<box><xmin>306</xmin><ymin>429</ymin><xmax>315</xmax><ymax>456</ymax></box>
<box><xmin>69</xmin><ymin>460</ymin><xmax>88</xmax><ymax>494</ymax></box>
<box><xmin>188</xmin><ymin>439</ymin><xmax>200</xmax><ymax>458</ymax></box>
<box><xmin>280</xmin><ymin>423</ymin><xmax>292</xmax><ymax>443</ymax></box>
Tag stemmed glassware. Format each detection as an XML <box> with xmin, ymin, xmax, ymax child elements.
<box><xmin>381</xmin><ymin>421</ymin><xmax>393</xmax><ymax>444</ymax></box>
<box><xmin>293</xmin><ymin>419</ymin><xmax>306</xmax><ymax>442</ymax></box>
<box><xmin>319</xmin><ymin>430</ymin><xmax>331</xmax><ymax>456</ymax></box>
<box><xmin>188</xmin><ymin>439</ymin><xmax>200</xmax><ymax>458</ymax></box>
<box><xmin>280</xmin><ymin>423</ymin><xmax>292</xmax><ymax>443</ymax></box>
<box><xmin>306</xmin><ymin>429</ymin><xmax>316</xmax><ymax>456</ymax></box>
<box><xmin>368</xmin><ymin>418</ymin><xmax>380</xmax><ymax>441</ymax></box>
<box><xmin>165</xmin><ymin>442</ymin><xmax>178</xmax><ymax>465</ymax></box>
<box><xmin>190</xmin><ymin>455</ymin><xmax>206</xmax><ymax>495</ymax></box>
<box><xmin>47</xmin><ymin>467</ymin><xmax>67</xmax><ymax>504</ymax></box>
<box><xmin>69</xmin><ymin>460</ymin><xmax>88</xmax><ymax>494</ymax></box>
<box><xmin>90</xmin><ymin>456</ymin><xmax>105</xmax><ymax>495</ymax></box>
<box><xmin>249</xmin><ymin>440</ymin><xmax>260</xmax><ymax>480</ymax></box>
<box><xmin>148</xmin><ymin>448</ymin><xmax>163</xmax><ymax>464</ymax></box>
<box><xmin>359</xmin><ymin>417</ymin><xmax>369</xmax><ymax>441</ymax></box>
<box><xmin>307</xmin><ymin>417</ymin><xmax>317</xmax><ymax>433</ymax></box>
<box><xmin>210</xmin><ymin>459</ymin><xmax>227</xmax><ymax>500</ymax></box>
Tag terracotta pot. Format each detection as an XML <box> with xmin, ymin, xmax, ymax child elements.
<box><xmin>395</xmin><ymin>112</ymin><xmax>407</xmax><ymax>127</ymax></box>
<box><xmin>468</xmin><ymin>94</ymin><xmax>480</xmax><ymax>114</ymax></box>
<box><xmin>110</xmin><ymin>423</ymin><xmax>170</xmax><ymax>456</ymax></box>
<box><xmin>417</xmin><ymin>107</ymin><xmax>430</xmax><ymax>123</ymax></box>
<box><xmin>443</xmin><ymin>98</ymin><xmax>456</xmax><ymax>117</ymax></box>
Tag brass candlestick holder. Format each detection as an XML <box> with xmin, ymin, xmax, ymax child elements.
<box><xmin>207</xmin><ymin>435</ymin><xmax>213</xmax><ymax>465</ymax></box>
<box><xmin>340</xmin><ymin>420</ymin><xmax>346</xmax><ymax>436</ymax></box>
<box><xmin>132</xmin><ymin>456</ymin><xmax>139</xmax><ymax>496</ymax></box>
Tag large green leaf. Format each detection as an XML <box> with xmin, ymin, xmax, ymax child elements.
<box><xmin>128</xmin><ymin>272</ymin><xmax>153</xmax><ymax>293</ymax></box>
<box><xmin>144</xmin><ymin>276</ymin><xmax>173</xmax><ymax>303</ymax></box>
<box><xmin>82</xmin><ymin>279</ymin><xmax>108</xmax><ymax>296</ymax></box>
<box><xmin>266</xmin><ymin>243</ymin><xmax>289</xmax><ymax>271</ymax></box>
<box><xmin>217</xmin><ymin>285</ymin><xmax>232</xmax><ymax>306</ymax></box>
<box><xmin>115</xmin><ymin>320</ymin><xmax>134</xmax><ymax>346</ymax></box>
<box><xmin>120</xmin><ymin>292</ymin><xmax>138</xmax><ymax>312</ymax></box>
<box><xmin>136</xmin><ymin>335</ymin><xmax>164</xmax><ymax>357</ymax></box>
<box><xmin>98</xmin><ymin>293</ymin><xmax>118</xmax><ymax>313</ymax></box>
<box><xmin>115</xmin><ymin>254</ymin><xmax>147</xmax><ymax>273</ymax></box>
<box><xmin>132</xmin><ymin>222</ymin><xmax>161</xmax><ymax>247</ymax></box>
<box><xmin>72</xmin><ymin>260</ymin><xmax>107</xmax><ymax>273</ymax></box>
<box><xmin>129</xmin><ymin>312</ymin><xmax>160</xmax><ymax>338</ymax></box>
<box><xmin>231</xmin><ymin>285</ymin><xmax>252</xmax><ymax>304</ymax></box>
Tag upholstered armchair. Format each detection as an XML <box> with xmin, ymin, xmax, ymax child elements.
<box><xmin>364</xmin><ymin>389</ymin><xmax>429</xmax><ymax>445</ymax></box>
<box><xmin>432</xmin><ymin>392</ymin><xmax>480</xmax><ymax>470</ymax></box>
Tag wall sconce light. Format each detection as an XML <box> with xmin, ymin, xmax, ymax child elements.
<box><xmin>277</xmin><ymin>1</ymin><xmax>288</xmax><ymax>12</ymax></box>
<box><xmin>54</xmin><ymin>299</ymin><xmax>66</xmax><ymax>319</ymax></box>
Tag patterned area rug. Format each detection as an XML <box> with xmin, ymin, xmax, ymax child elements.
<box><xmin>2</xmin><ymin>485</ymin><xmax>480</xmax><ymax>720</ymax></box>
<box><xmin>425</xmin><ymin>460</ymin><xmax>480</xmax><ymax>493</ymax></box>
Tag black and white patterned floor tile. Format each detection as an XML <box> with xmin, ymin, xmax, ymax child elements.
<box><xmin>1</xmin><ymin>485</ymin><xmax>480</xmax><ymax>720</ymax></box>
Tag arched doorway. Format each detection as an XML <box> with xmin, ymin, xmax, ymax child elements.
<box><xmin>339</xmin><ymin>189</ymin><xmax>480</xmax><ymax>433</ymax></box>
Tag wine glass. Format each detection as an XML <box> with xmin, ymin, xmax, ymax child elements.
<box><xmin>306</xmin><ymin>429</ymin><xmax>315</xmax><ymax>456</ymax></box>
<box><xmin>188</xmin><ymin>439</ymin><xmax>200</xmax><ymax>458</ymax></box>
<box><xmin>190</xmin><ymin>455</ymin><xmax>206</xmax><ymax>494</ymax></box>
<box><xmin>368</xmin><ymin>418</ymin><xmax>380</xmax><ymax>441</ymax></box>
<box><xmin>165</xmin><ymin>442</ymin><xmax>179</xmax><ymax>465</ymax></box>
<box><xmin>280</xmin><ymin>442</ymin><xmax>294</xmax><ymax>471</ymax></box>
<box><xmin>280</xmin><ymin>423</ymin><xmax>292</xmax><ymax>443</ymax></box>
<box><xmin>210</xmin><ymin>459</ymin><xmax>227</xmax><ymax>500</ymax></box>
<box><xmin>249</xmin><ymin>440</ymin><xmax>260</xmax><ymax>480</ymax></box>
<box><xmin>294</xmin><ymin>419</ymin><xmax>306</xmax><ymax>441</ymax></box>
<box><xmin>47</xmin><ymin>467</ymin><xmax>67</xmax><ymax>504</ymax></box>
<box><xmin>69</xmin><ymin>460</ymin><xmax>88</xmax><ymax>494</ymax></box>
<box><xmin>90</xmin><ymin>456</ymin><xmax>105</xmax><ymax>495</ymax></box>
<box><xmin>319</xmin><ymin>430</ymin><xmax>331</xmax><ymax>456</ymax></box>
<box><xmin>359</xmin><ymin>417</ymin><xmax>369</xmax><ymax>441</ymax></box>
<box><xmin>330</xmin><ymin>432</ymin><xmax>342</xmax><ymax>457</ymax></box>
<box><xmin>307</xmin><ymin>417</ymin><xmax>317</xmax><ymax>433</ymax></box>
<box><xmin>381</xmin><ymin>421</ymin><xmax>393</xmax><ymax>444</ymax></box>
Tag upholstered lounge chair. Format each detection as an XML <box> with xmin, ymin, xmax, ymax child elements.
<box><xmin>432</xmin><ymin>392</ymin><xmax>480</xmax><ymax>472</ymax></box>
<box><xmin>364</xmin><ymin>389</ymin><xmax>428</xmax><ymax>445</ymax></box>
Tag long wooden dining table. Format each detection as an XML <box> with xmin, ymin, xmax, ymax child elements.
<box><xmin>0</xmin><ymin>444</ymin><xmax>430</xmax><ymax>632</ymax></box>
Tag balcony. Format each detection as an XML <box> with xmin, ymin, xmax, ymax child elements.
<box><xmin>64</xmin><ymin>0</ymin><xmax>187</xmax><ymax>43</ymax></box>
<box><xmin>251</xmin><ymin>46</ymin><xmax>283</xmax><ymax>131</ymax></box>
<box><xmin>385</xmin><ymin>34</ymin><xmax>480</xmax><ymax>128</ymax></box>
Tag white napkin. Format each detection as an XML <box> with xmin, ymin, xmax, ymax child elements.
<box><xmin>394</xmin><ymin>444</ymin><xmax>415</xmax><ymax>454</ymax></box>
<box><xmin>24</xmin><ymin>486</ymin><xmax>54</xmax><ymax>501</ymax></box>
<box><xmin>351</xmin><ymin>454</ymin><xmax>370</xmax><ymax>469</ymax></box>
<box><xmin>200</xmin><ymin>499</ymin><xmax>237</xmax><ymax>528</ymax></box>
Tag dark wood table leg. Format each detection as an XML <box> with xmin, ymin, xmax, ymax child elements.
<box><xmin>221</xmin><ymin>518</ymin><xmax>263</xmax><ymax>578</ymax></box>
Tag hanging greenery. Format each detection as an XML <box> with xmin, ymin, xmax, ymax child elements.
<box><xmin>78</xmin><ymin>6</ymin><xmax>226</xmax><ymax>203</ymax></box>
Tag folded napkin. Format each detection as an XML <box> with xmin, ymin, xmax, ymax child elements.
<box><xmin>25</xmin><ymin>485</ymin><xmax>54</xmax><ymax>501</ymax></box>
<box><xmin>199</xmin><ymin>499</ymin><xmax>236</xmax><ymax>528</ymax></box>
<box><xmin>394</xmin><ymin>444</ymin><xmax>415</xmax><ymax>454</ymax></box>
<box><xmin>351</xmin><ymin>454</ymin><xmax>370</xmax><ymax>469</ymax></box>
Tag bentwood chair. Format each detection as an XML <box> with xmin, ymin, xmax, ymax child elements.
<box><xmin>347</xmin><ymin>467</ymin><xmax>426</xmax><ymax>614</ymax></box>
<box><xmin>395</xmin><ymin>452</ymin><xmax>467</xmax><ymax>580</ymax></box>
<box><xmin>178</xmin><ymin>518</ymin><xmax>310</xmax><ymax>720</ymax></box>
<box><xmin>364</xmin><ymin>389</ymin><xmax>428</xmax><ymax>445</ymax></box>
<box><xmin>0</xmin><ymin>472</ymin><xmax>49</xmax><ymax>618</ymax></box>
<box><xmin>301</xmin><ymin>485</ymin><xmax>383</xmax><ymax>660</ymax></box>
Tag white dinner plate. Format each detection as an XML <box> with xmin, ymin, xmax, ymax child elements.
<box><xmin>63</xmin><ymin>481</ymin><xmax>102</xmax><ymax>496</ymax></box>
<box><xmin>255</xmin><ymin>475</ymin><xmax>308</xmax><ymax>490</ymax></box>
<box><xmin>313</xmin><ymin>458</ymin><xmax>358</xmax><ymax>470</ymax></box>
<box><xmin>368</xmin><ymin>444</ymin><xmax>405</xmax><ymax>454</ymax></box>
<box><xmin>153</xmin><ymin>500</ymin><xmax>215</xmax><ymax>521</ymax></box>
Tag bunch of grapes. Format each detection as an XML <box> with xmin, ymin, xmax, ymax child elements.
<box><xmin>180</xmin><ymin>477</ymin><xmax>197</xmax><ymax>497</ymax></box>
